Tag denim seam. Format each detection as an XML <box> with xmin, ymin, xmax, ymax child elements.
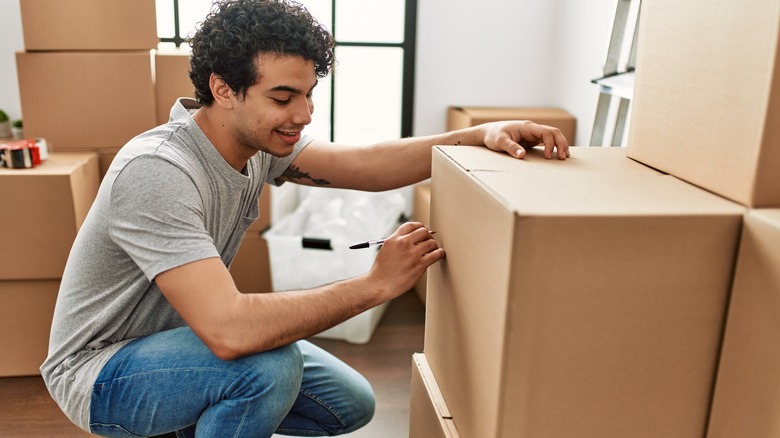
<box><xmin>95</xmin><ymin>366</ymin><xmax>244</xmax><ymax>385</ymax></box>
<box><xmin>272</xmin><ymin>387</ymin><xmax>348</xmax><ymax>436</ymax></box>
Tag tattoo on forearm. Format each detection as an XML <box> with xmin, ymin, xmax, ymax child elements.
<box><xmin>454</xmin><ymin>140</ymin><xmax>462</xmax><ymax>145</ymax></box>
<box><xmin>282</xmin><ymin>165</ymin><xmax>332</xmax><ymax>186</ymax></box>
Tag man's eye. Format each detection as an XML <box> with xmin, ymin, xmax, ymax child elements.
<box><xmin>272</xmin><ymin>98</ymin><xmax>291</xmax><ymax>104</ymax></box>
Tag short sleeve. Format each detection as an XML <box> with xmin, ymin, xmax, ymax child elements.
<box><xmin>266</xmin><ymin>134</ymin><xmax>314</xmax><ymax>185</ymax></box>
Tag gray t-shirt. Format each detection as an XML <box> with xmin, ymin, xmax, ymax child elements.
<box><xmin>41</xmin><ymin>98</ymin><xmax>310</xmax><ymax>431</ymax></box>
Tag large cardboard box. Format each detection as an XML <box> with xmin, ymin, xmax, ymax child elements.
<box><xmin>0</xmin><ymin>280</ymin><xmax>60</xmax><ymax>376</ymax></box>
<box><xmin>230</xmin><ymin>231</ymin><xmax>273</xmax><ymax>295</ymax></box>
<box><xmin>626</xmin><ymin>0</ymin><xmax>780</xmax><ymax>207</ymax></box>
<box><xmin>155</xmin><ymin>50</ymin><xmax>195</xmax><ymax>125</ymax></box>
<box><xmin>707</xmin><ymin>209</ymin><xmax>780</xmax><ymax>438</ymax></box>
<box><xmin>409</xmin><ymin>353</ymin><xmax>460</xmax><ymax>438</ymax></box>
<box><xmin>446</xmin><ymin>107</ymin><xmax>577</xmax><ymax>144</ymax></box>
<box><xmin>425</xmin><ymin>146</ymin><xmax>745</xmax><ymax>438</ymax></box>
<box><xmin>0</xmin><ymin>153</ymin><xmax>99</xmax><ymax>280</ymax></box>
<box><xmin>20</xmin><ymin>0</ymin><xmax>157</xmax><ymax>51</ymax></box>
<box><xmin>16</xmin><ymin>51</ymin><xmax>157</xmax><ymax>151</ymax></box>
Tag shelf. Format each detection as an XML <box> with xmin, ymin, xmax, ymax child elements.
<box><xmin>593</xmin><ymin>71</ymin><xmax>635</xmax><ymax>100</ymax></box>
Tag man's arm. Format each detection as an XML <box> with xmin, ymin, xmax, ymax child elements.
<box><xmin>155</xmin><ymin>222</ymin><xmax>440</xmax><ymax>360</ymax></box>
<box><xmin>280</xmin><ymin>120</ymin><xmax>569</xmax><ymax>191</ymax></box>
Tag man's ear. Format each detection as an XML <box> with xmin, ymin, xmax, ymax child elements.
<box><xmin>210</xmin><ymin>73</ymin><xmax>234</xmax><ymax>109</ymax></box>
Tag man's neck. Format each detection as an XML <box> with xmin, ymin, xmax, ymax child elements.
<box><xmin>192</xmin><ymin>106</ymin><xmax>252</xmax><ymax>172</ymax></box>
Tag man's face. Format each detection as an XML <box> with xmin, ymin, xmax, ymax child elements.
<box><xmin>231</xmin><ymin>53</ymin><xmax>317</xmax><ymax>157</ymax></box>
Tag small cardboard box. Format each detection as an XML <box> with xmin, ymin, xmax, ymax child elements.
<box><xmin>230</xmin><ymin>231</ymin><xmax>273</xmax><ymax>295</ymax></box>
<box><xmin>707</xmin><ymin>209</ymin><xmax>780</xmax><ymax>437</ymax></box>
<box><xmin>0</xmin><ymin>153</ymin><xmax>99</xmax><ymax>280</ymax></box>
<box><xmin>446</xmin><ymin>107</ymin><xmax>577</xmax><ymax>144</ymax></box>
<box><xmin>17</xmin><ymin>51</ymin><xmax>157</xmax><ymax>151</ymax></box>
<box><xmin>409</xmin><ymin>353</ymin><xmax>460</xmax><ymax>438</ymax></box>
<box><xmin>626</xmin><ymin>0</ymin><xmax>780</xmax><ymax>207</ymax></box>
<box><xmin>20</xmin><ymin>0</ymin><xmax>157</xmax><ymax>51</ymax></box>
<box><xmin>425</xmin><ymin>146</ymin><xmax>744</xmax><ymax>438</ymax></box>
<box><xmin>155</xmin><ymin>50</ymin><xmax>195</xmax><ymax>126</ymax></box>
<box><xmin>0</xmin><ymin>280</ymin><xmax>60</xmax><ymax>376</ymax></box>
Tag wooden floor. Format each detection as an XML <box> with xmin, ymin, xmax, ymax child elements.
<box><xmin>0</xmin><ymin>291</ymin><xmax>426</xmax><ymax>438</ymax></box>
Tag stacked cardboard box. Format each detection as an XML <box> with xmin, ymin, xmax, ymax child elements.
<box><xmin>16</xmin><ymin>0</ymin><xmax>159</xmax><ymax>171</ymax></box>
<box><xmin>446</xmin><ymin>107</ymin><xmax>577</xmax><ymax>144</ymax></box>
<box><xmin>411</xmin><ymin>146</ymin><xmax>744</xmax><ymax>438</ymax></box>
<box><xmin>412</xmin><ymin>0</ymin><xmax>780</xmax><ymax>436</ymax></box>
<box><xmin>707</xmin><ymin>210</ymin><xmax>780</xmax><ymax>437</ymax></box>
<box><xmin>410</xmin><ymin>353</ymin><xmax>459</xmax><ymax>438</ymax></box>
<box><xmin>408</xmin><ymin>107</ymin><xmax>577</xmax><ymax>306</ymax></box>
<box><xmin>0</xmin><ymin>153</ymin><xmax>99</xmax><ymax>376</ymax></box>
<box><xmin>16</xmin><ymin>0</ymin><xmax>200</xmax><ymax>180</ymax></box>
<box><xmin>619</xmin><ymin>0</ymin><xmax>780</xmax><ymax>436</ymax></box>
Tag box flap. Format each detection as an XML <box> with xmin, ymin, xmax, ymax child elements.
<box><xmin>434</xmin><ymin>145</ymin><xmax>662</xmax><ymax>175</ymax></box>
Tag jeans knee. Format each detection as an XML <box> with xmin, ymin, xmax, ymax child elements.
<box><xmin>342</xmin><ymin>373</ymin><xmax>376</xmax><ymax>433</ymax></box>
<box><xmin>229</xmin><ymin>343</ymin><xmax>304</xmax><ymax>413</ymax></box>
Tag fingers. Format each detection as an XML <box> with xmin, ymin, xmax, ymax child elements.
<box><xmin>393</xmin><ymin>221</ymin><xmax>431</xmax><ymax>238</ymax></box>
<box><xmin>491</xmin><ymin>121</ymin><xmax>569</xmax><ymax>161</ymax></box>
<box><xmin>540</xmin><ymin>127</ymin><xmax>570</xmax><ymax>160</ymax></box>
<box><xmin>389</xmin><ymin>222</ymin><xmax>439</xmax><ymax>256</ymax></box>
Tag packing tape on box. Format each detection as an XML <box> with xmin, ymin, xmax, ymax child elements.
<box><xmin>0</xmin><ymin>138</ymin><xmax>46</xmax><ymax>169</ymax></box>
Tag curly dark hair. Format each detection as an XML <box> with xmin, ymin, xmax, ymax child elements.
<box><xmin>188</xmin><ymin>0</ymin><xmax>335</xmax><ymax>106</ymax></box>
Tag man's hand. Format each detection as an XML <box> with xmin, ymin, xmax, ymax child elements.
<box><xmin>481</xmin><ymin>120</ymin><xmax>570</xmax><ymax>160</ymax></box>
<box><xmin>367</xmin><ymin>222</ymin><xmax>444</xmax><ymax>298</ymax></box>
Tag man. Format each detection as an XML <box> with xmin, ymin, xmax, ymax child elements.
<box><xmin>41</xmin><ymin>0</ymin><xmax>569</xmax><ymax>437</ymax></box>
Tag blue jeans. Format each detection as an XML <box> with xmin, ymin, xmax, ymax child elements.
<box><xmin>89</xmin><ymin>327</ymin><xmax>375</xmax><ymax>437</ymax></box>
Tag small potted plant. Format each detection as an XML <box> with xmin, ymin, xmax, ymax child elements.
<box><xmin>11</xmin><ymin>119</ymin><xmax>23</xmax><ymax>139</ymax></box>
<box><xmin>0</xmin><ymin>110</ymin><xmax>11</xmax><ymax>138</ymax></box>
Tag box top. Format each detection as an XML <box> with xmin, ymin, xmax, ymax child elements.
<box><xmin>434</xmin><ymin>146</ymin><xmax>745</xmax><ymax>217</ymax></box>
<box><xmin>0</xmin><ymin>152</ymin><xmax>98</xmax><ymax>177</ymax></box>
<box><xmin>449</xmin><ymin>106</ymin><xmax>573</xmax><ymax>119</ymax></box>
<box><xmin>436</xmin><ymin>145</ymin><xmax>661</xmax><ymax>175</ymax></box>
<box><xmin>21</xmin><ymin>0</ymin><xmax>158</xmax><ymax>51</ymax></box>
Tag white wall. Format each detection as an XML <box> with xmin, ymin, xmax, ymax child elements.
<box><xmin>414</xmin><ymin>0</ymin><xmax>616</xmax><ymax>144</ymax></box>
<box><xmin>549</xmin><ymin>0</ymin><xmax>617</xmax><ymax>145</ymax></box>
<box><xmin>0</xmin><ymin>0</ymin><xmax>616</xmax><ymax>145</ymax></box>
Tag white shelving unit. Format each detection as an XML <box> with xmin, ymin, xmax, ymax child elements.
<box><xmin>590</xmin><ymin>0</ymin><xmax>642</xmax><ymax>147</ymax></box>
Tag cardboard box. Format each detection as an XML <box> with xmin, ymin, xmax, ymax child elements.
<box><xmin>155</xmin><ymin>50</ymin><xmax>195</xmax><ymax>125</ymax></box>
<box><xmin>247</xmin><ymin>184</ymin><xmax>272</xmax><ymax>234</ymax></box>
<box><xmin>230</xmin><ymin>231</ymin><xmax>273</xmax><ymax>294</ymax></box>
<box><xmin>425</xmin><ymin>146</ymin><xmax>744</xmax><ymax>438</ymax></box>
<box><xmin>412</xmin><ymin>182</ymin><xmax>432</xmax><ymax>305</ymax></box>
<box><xmin>0</xmin><ymin>280</ymin><xmax>60</xmax><ymax>376</ymax></box>
<box><xmin>410</xmin><ymin>146</ymin><xmax>661</xmax><ymax>304</ymax></box>
<box><xmin>0</xmin><ymin>153</ymin><xmax>99</xmax><ymax>280</ymax></box>
<box><xmin>20</xmin><ymin>0</ymin><xmax>157</xmax><ymax>51</ymax></box>
<box><xmin>409</xmin><ymin>353</ymin><xmax>460</xmax><ymax>438</ymax></box>
<box><xmin>626</xmin><ymin>0</ymin><xmax>780</xmax><ymax>207</ymax></box>
<box><xmin>707</xmin><ymin>209</ymin><xmax>780</xmax><ymax>438</ymax></box>
<box><xmin>17</xmin><ymin>51</ymin><xmax>157</xmax><ymax>151</ymax></box>
<box><xmin>446</xmin><ymin>107</ymin><xmax>577</xmax><ymax>144</ymax></box>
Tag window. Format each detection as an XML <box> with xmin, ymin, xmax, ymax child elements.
<box><xmin>156</xmin><ymin>0</ymin><xmax>417</xmax><ymax>143</ymax></box>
